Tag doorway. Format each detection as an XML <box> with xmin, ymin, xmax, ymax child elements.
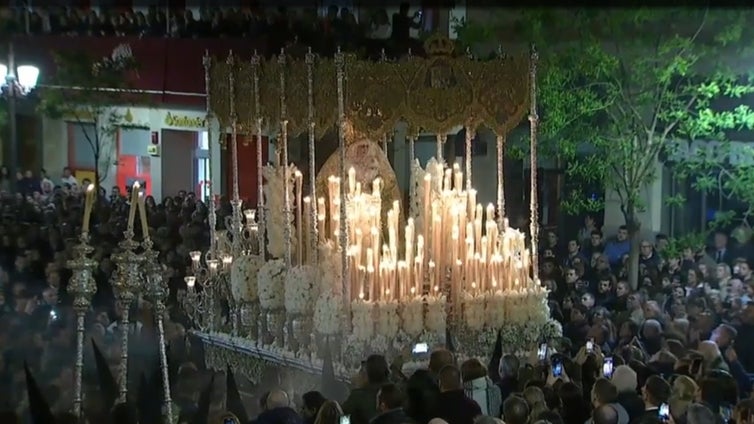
<box><xmin>161</xmin><ymin>129</ymin><xmax>198</xmax><ymax>200</ymax></box>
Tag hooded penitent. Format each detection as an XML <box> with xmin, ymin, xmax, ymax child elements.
<box><xmin>226</xmin><ymin>366</ymin><xmax>249</xmax><ymax>423</ymax></box>
<box><xmin>320</xmin><ymin>337</ymin><xmax>339</xmax><ymax>400</ymax></box>
<box><xmin>445</xmin><ymin>327</ymin><xmax>456</xmax><ymax>352</ymax></box>
<box><xmin>91</xmin><ymin>338</ymin><xmax>119</xmax><ymax>412</ymax></box>
<box><xmin>487</xmin><ymin>330</ymin><xmax>503</xmax><ymax>382</ymax></box>
<box><xmin>24</xmin><ymin>362</ymin><xmax>55</xmax><ymax>424</ymax></box>
<box><xmin>191</xmin><ymin>373</ymin><xmax>215</xmax><ymax>424</ymax></box>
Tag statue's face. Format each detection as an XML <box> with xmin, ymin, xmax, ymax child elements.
<box><xmin>346</xmin><ymin>141</ymin><xmax>382</xmax><ymax>184</ymax></box>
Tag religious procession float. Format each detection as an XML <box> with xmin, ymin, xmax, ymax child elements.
<box><xmin>185</xmin><ymin>34</ymin><xmax>562</xmax><ymax>382</ymax></box>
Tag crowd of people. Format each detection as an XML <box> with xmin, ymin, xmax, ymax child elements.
<box><xmin>2</xmin><ymin>164</ymin><xmax>754</xmax><ymax>424</ymax></box>
<box><xmin>1</xmin><ymin>4</ymin><xmax>427</xmax><ymax>58</ymax></box>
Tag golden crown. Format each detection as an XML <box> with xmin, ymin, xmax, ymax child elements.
<box><xmin>424</xmin><ymin>33</ymin><xmax>455</xmax><ymax>57</ymax></box>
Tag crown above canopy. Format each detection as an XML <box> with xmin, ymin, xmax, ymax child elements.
<box><xmin>207</xmin><ymin>34</ymin><xmax>531</xmax><ymax>140</ymax></box>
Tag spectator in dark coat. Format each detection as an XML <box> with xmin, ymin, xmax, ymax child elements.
<box><xmin>434</xmin><ymin>365</ymin><xmax>482</xmax><ymax>424</ymax></box>
<box><xmin>405</xmin><ymin>349</ymin><xmax>454</xmax><ymax>424</ymax></box>
<box><xmin>370</xmin><ymin>383</ymin><xmax>412</xmax><ymax>424</ymax></box>
<box><xmin>611</xmin><ymin>365</ymin><xmax>644</xmax><ymax>423</ymax></box>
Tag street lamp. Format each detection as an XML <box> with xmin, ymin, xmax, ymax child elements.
<box><xmin>0</xmin><ymin>43</ymin><xmax>40</xmax><ymax>180</ymax></box>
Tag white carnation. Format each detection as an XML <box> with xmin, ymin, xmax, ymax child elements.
<box><xmin>375</xmin><ymin>301</ymin><xmax>399</xmax><ymax>339</ymax></box>
<box><xmin>462</xmin><ymin>291</ymin><xmax>485</xmax><ymax>331</ymax></box>
<box><xmin>284</xmin><ymin>265</ymin><xmax>316</xmax><ymax>314</ymax></box>
<box><xmin>351</xmin><ymin>299</ymin><xmax>374</xmax><ymax>341</ymax></box>
<box><xmin>425</xmin><ymin>295</ymin><xmax>446</xmax><ymax>334</ymax></box>
<box><xmin>318</xmin><ymin>241</ymin><xmax>342</xmax><ymax>296</ymax></box>
<box><xmin>263</xmin><ymin>164</ymin><xmax>297</xmax><ymax>259</ymax></box>
<box><xmin>314</xmin><ymin>291</ymin><xmax>342</xmax><ymax>335</ymax></box>
<box><xmin>484</xmin><ymin>292</ymin><xmax>506</xmax><ymax>329</ymax></box>
<box><xmin>257</xmin><ymin>259</ymin><xmax>287</xmax><ymax>310</ymax></box>
<box><xmin>230</xmin><ymin>254</ymin><xmax>264</xmax><ymax>302</ymax></box>
<box><xmin>401</xmin><ymin>299</ymin><xmax>424</xmax><ymax>337</ymax></box>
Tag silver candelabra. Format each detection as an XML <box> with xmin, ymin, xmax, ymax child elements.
<box><xmin>67</xmin><ymin>233</ymin><xmax>98</xmax><ymax>419</ymax></box>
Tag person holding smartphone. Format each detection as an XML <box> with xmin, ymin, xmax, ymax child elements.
<box><xmin>636</xmin><ymin>376</ymin><xmax>671</xmax><ymax>423</ymax></box>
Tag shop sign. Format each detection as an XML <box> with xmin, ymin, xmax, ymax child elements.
<box><xmin>666</xmin><ymin>139</ymin><xmax>754</xmax><ymax>167</ymax></box>
<box><xmin>164</xmin><ymin>112</ymin><xmax>205</xmax><ymax>128</ymax></box>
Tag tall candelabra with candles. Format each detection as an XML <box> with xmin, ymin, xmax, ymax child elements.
<box><xmin>110</xmin><ymin>183</ymin><xmax>147</xmax><ymax>402</ymax></box>
<box><xmin>141</xmin><ymin>237</ymin><xmax>173</xmax><ymax>419</ymax></box>
<box><xmin>68</xmin><ymin>184</ymin><xmax>97</xmax><ymax>419</ymax></box>
<box><xmin>184</xmin><ymin>248</ymin><xmax>232</xmax><ymax>333</ymax></box>
<box><xmin>308</xmin><ymin>158</ymin><xmax>548</xmax><ymax>359</ymax></box>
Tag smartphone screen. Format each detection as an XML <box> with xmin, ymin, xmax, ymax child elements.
<box><xmin>720</xmin><ymin>405</ymin><xmax>732</xmax><ymax>423</ymax></box>
<box><xmin>340</xmin><ymin>416</ymin><xmax>351</xmax><ymax>424</ymax></box>
<box><xmin>537</xmin><ymin>343</ymin><xmax>547</xmax><ymax>361</ymax></box>
<box><xmin>586</xmin><ymin>339</ymin><xmax>594</xmax><ymax>353</ymax></box>
<box><xmin>602</xmin><ymin>357</ymin><xmax>614</xmax><ymax>378</ymax></box>
<box><xmin>412</xmin><ymin>343</ymin><xmax>429</xmax><ymax>354</ymax></box>
<box><xmin>552</xmin><ymin>358</ymin><xmax>563</xmax><ymax>377</ymax></box>
<box><xmin>658</xmin><ymin>403</ymin><xmax>670</xmax><ymax>420</ymax></box>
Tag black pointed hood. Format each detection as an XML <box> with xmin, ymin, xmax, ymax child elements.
<box><xmin>24</xmin><ymin>362</ymin><xmax>55</xmax><ymax>424</ymax></box>
<box><xmin>487</xmin><ymin>330</ymin><xmax>503</xmax><ymax>381</ymax></box>
<box><xmin>320</xmin><ymin>337</ymin><xmax>338</xmax><ymax>399</ymax></box>
<box><xmin>445</xmin><ymin>327</ymin><xmax>455</xmax><ymax>352</ymax></box>
<box><xmin>137</xmin><ymin>369</ymin><xmax>163</xmax><ymax>424</ymax></box>
<box><xmin>91</xmin><ymin>338</ymin><xmax>119</xmax><ymax>411</ymax></box>
<box><xmin>226</xmin><ymin>366</ymin><xmax>249</xmax><ymax>423</ymax></box>
<box><xmin>192</xmin><ymin>373</ymin><xmax>214</xmax><ymax>424</ymax></box>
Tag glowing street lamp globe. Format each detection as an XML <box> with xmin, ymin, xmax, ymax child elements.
<box><xmin>0</xmin><ymin>63</ymin><xmax>40</xmax><ymax>95</ymax></box>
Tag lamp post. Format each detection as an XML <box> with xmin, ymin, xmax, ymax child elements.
<box><xmin>0</xmin><ymin>42</ymin><xmax>39</xmax><ymax>180</ymax></box>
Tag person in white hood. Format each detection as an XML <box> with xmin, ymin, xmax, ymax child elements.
<box><xmin>587</xmin><ymin>378</ymin><xmax>630</xmax><ymax>424</ymax></box>
<box><xmin>461</xmin><ymin>358</ymin><xmax>503</xmax><ymax>418</ymax></box>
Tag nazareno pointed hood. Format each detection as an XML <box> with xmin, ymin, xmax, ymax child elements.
<box><xmin>91</xmin><ymin>338</ymin><xmax>119</xmax><ymax>412</ymax></box>
<box><xmin>24</xmin><ymin>362</ymin><xmax>55</xmax><ymax>424</ymax></box>
<box><xmin>226</xmin><ymin>366</ymin><xmax>249</xmax><ymax>423</ymax></box>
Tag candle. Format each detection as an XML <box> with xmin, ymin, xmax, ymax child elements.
<box><xmin>303</xmin><ymin>196</ymin><xmax>311</xmax><ymax>261</ymax></box>
<box><xmin>317</xmin><ymin>197</ymin><xmax>326</xmax><ymax>242</ymax></box>
<box><xmin>82</xmin><ymin>184</ymin><xmax>95</xmax><ymax>234</ymax></box>
<box><xmin>127</xmin><ymin>182</ymin><xmax>140</xmax><ymax>231</ymax></box>
<box><xmin>138</xmin><ymin>189</ymin><xmax>149</xmax><ymax>239</ymax></box>
<box><xmin>422</xmin><ymin>174</ymin><xmax>431</xmax><ymax>258</ymax></box>
<box><xmin>367</xmin><ymin>248</ymin><xmax>375</xmax><ymax>300</ymax></box>
<box><xmin>348</xmin><ymin>167</ymin><xmax>356</xmax><ymax>196</ymax></box>
<box><xmin>295</xmin><ymin>171</ymin><xmax>303</xmax><ymax>266</ymax></box>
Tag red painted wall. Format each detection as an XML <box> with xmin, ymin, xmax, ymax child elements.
<box><xmin>12</xmin><ymin>35</ymin><xmax>268</xmax><ymax>108</ymax></box>
<box><xmin>224</xmin><ymin>135</ymin><xmax>268</xmax><ymax>206</ymax></box>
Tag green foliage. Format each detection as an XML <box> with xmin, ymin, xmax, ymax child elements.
<box><xmin>457</xmin><ymin>9</ymin><xmax>754</xmax><ymax>230</ymax></box>
<box><xmin>37</xmin><ymin>46</ymin><xmax>139</xmax><ymax>183</ymax></box>
<box><xmin>663</xmin><ymin>231</ymin><xmax>707</xmax><ymax>259</ymax></box>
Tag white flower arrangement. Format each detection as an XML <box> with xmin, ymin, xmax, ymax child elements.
<box><xmin>502</xmin><ymin>287</ymin><xmax>549</xmax><ymax>328</ymax></box>
<box><xmin>229</xmin><ymin>254</ymin><xmax>264</xmax><ymax>302</ymax></box>
<box><xmin>318</xmin><ymin>241</ymin><xmax>342</xmax><ymax>295</ymax></box>
<box><xmin>375</xmin><ymin>301</ymin><xmax>400</xmax><ymax>339</ymax></box>
<box><xmin>313</xmin><ymin>290</ymin><xmax>342</xmax><ymax>336</ymax></box>
<box><xmin>351</xmin><ymin>299</ymin><xmax>375</xmax><ymax>341</ymax></box>
<box><xmin>496</xmin><ymin>319</ymin><xmax>562</xmax><ymax>356</ymax></box>
<box><xmin>284</xmin><ymin>265</ymin><xmax>317</xmax><ymax>314</ymax></box>
<box><xmin>263</xmin><ymin>164</ymin><xmax>298</xmax><ymax>259</ymax></box>
<box><xmin>484</xmin><ymin>291</ymin><xmax>506</xmax><ymax>329</ymax></box>
<box><xmin>401</xmin><ymin>298</ymin><xmax>424</xmax><ymax>337</ymax></box>
<box><xmin>461</xmin><ymin>291</ymin><xmax>486</xmax><ymax>331</ymax></box>
<box><xmin>425</xmin><ymin>294</ymin><xmax>446</xmax><ymax>334</ymax></box>
<box><xmin>257</xmin><ymin>259</ymin><xmax>287</xmax><ymax>310</ymax></box>
<box><xmin>342</xmin><ymin>333</ymin><xmax>367</xmax><ymax>369</ymax></box>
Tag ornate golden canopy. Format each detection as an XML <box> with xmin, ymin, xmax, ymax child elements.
<box><xmin>208</xmin><ymin>34</ymin><xmax>530</xmax><ymax>141</ymax></box>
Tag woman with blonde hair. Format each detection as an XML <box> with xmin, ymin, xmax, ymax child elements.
<box><xmin>671</xmin><ymin>375</ymin><xmax>698</xmax><ymax>401</ymax></box>
<box><xmin>314</xmin><ymin>401</ymin><xmax>345</xmax><ymax>424</ymax></box>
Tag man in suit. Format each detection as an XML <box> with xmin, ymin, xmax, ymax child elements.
<box><xmin>710</xmin><ymin>230</ymin><xmax>735</xmax><ymax>265</ymax></box>
<box><xmin>634</xmin><ymin>376</ymin><xmax>670</xmax><ymax>424</ymax></box>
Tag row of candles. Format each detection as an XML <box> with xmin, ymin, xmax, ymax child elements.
<box><xmin>80</xmin><ymin>181</ymin><xmax>150</xmax><ymax>239</ymax></box>
<box><xmin>276</xmin><ymin>161</ymin><xmax>534</xmax><ymax>303</ymax></box>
